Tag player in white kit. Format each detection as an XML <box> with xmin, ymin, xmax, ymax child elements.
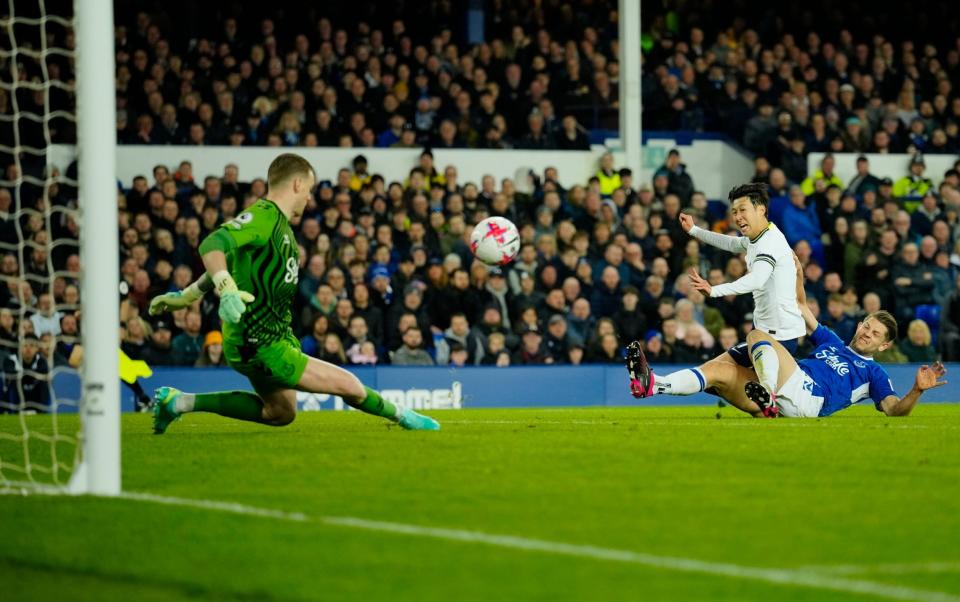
<box><xmin>627</xmin><ymin>183</ymin><xmax>805</xmax><ymax>417</ymax></box>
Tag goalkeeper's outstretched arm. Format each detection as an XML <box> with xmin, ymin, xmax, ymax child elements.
<box><xmin>148</xmin><ymin>272</ymin><xmax>213</xmax><ymax>315</ymax></box>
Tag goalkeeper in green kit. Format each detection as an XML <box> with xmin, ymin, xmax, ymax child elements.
<box><xmin>148</xmin><ymin>153</ymin><xmax>439</xmax><ymax>432</ymax></box>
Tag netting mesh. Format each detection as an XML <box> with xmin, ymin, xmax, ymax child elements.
<box><xmin>0</xmin><ymin>0</ymin><xmax>82</xmax><ymax>490</ymax></box>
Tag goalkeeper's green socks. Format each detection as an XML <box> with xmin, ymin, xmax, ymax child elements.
<box><xmin>176</xmin><ymin>387</ymin><xmax>398</xmax><ymax>422</ymax></box>
<box><xmin>177</xmin><ymin>391</ymin><xmax>264</xmax><ymax>422</ymax></box>
<box><xmin>347</xmin><ymin>386</ymin><xmax>400</xmax><ymax>421</ymax></box>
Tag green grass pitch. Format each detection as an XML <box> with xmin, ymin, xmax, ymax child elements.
<box><xmin>1</xmin><ymin>404</ymin><xmax>959</xmax><ymax>601</ymax></box>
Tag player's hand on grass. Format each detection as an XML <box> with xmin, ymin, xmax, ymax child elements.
<box><xmin>149</xmin><ymin>291</ymin><xmax>191</xmax><ymax>316</ymax></box>
<box><xmin>679</xmin><ymin>212</ymin><xmax>695</xmax><ymax>233</ymax></box>
<box><xmin>212</xmin><ymin>270</ymin><xmax>256</xmax><ymax>324</ymax></box>
<box><xmin>688</xmin><ymin>267</ymin><xmax>712</xmax><ymax>296</ymax></box>
<box><xmin>915</xmin><ymin>361</ymin><xmax>947</xmax><ymax>391</ymax></box>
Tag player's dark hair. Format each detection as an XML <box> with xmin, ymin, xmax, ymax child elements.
<box><xmin>267</xmin><ymin>153</ymin><xmax>315</xmax><ymax>189</ymax></box>
<box><xmin>727</xmin><ymin>182</ymin><xmax>770</xmax><ymax>209</ymax></box>
<box><xmin>866</xmin><ymin>310</ymin><xmax>898</xmax><ymax>342</ymax></box>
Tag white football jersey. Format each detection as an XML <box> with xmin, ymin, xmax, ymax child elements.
<box><xmin>692</xmin><ymin>223</ymin><xmax>805</xmax><ymax>341</ymax></box>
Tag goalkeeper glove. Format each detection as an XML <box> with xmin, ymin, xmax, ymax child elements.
<box><xmin>149</xmin><ymin>287</ymin><xmax>201</xmax><ymax>316</ymax></box>
<box><xmin>213</xmin><ymin>270</ymin><xmax>255</xmax><ymax>324</ymax></box>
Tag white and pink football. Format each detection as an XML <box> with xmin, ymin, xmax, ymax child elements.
<box><xmin>470</xmin><ymin>216</ymin><xmax>520</xmax><ymax>266</ymax></box>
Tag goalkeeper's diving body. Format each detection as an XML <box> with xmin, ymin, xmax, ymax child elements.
<box><xmin>148</xmin><ymin>153</ymin><xmax>439</xmax><ymax>432</ymax></box>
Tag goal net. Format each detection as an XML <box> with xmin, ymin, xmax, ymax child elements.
<box><xmin>0</xmin><ymin>0</ymin><xmax>118</xmax><ymax>495</ymax></box>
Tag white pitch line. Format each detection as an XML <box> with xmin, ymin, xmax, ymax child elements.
<box><xmin>797</xmin><ymin>562</ymin><xmax>960</xmax><ymax>576</ymax></box>
<box><xmin>4</xmin><ymin>487</ymin><xmax>957</xmax><ymax>602</ymax></box>
<box><xmin>100</xmin><ymin>491</ymin><xmax>959</xmax><ymax>602</ymax></box>
<box><xmin>120</xmin><ymin>490</ymin><xmax>310</xmax><ymax>522</ymax></box>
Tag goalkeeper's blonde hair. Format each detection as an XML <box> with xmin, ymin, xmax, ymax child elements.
<box><xmin>267</xmin><ymin>153</ymin><xmax>315</xmax><ymax>190</ymax></box>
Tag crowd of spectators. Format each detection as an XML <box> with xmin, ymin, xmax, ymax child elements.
<box><xmin>110</xmin><ymin>1</ymin><xmax>620</xmax><ymax>151</ymax></box>
<box><xmin>643</xmin><ymin>1</ymin><xmax>960</xmax><ymax>172</ymax></box>
<box><xmin>4</xmin><ymin>145</ymin><xmax>959</xmax><ymax>395</ymax></box>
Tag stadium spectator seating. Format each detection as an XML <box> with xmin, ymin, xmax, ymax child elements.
<box><xmin>1</xmin><ymin>0</ymin><xmax>959</xmax><ymax>384</ymax></box>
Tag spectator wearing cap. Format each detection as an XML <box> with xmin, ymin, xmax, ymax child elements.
<box><xmin>512</xmin><ymin>324</ymin><xmax>551</xmax><ymax>365</ymax></box>
<box><xmin>484</xmin><ymin>267</ymin><xmax>514</xmax><ymax>331</ymax></box>
<box><xmin>893</xmin><ymin>154</ymin><xmax>933</xmax><ymax>201</ymax></box>
<box><xmin>801</xmin><ymin>154</ymin><xmax>845</xmax><ymax>196</ymax></box>
<box><xmin>195</xmin><ymin>330</ymin><xmax>227</xmax><ymax>367</ymax></box>
<box><xmin>876</xmin><ymin>177</ymin><xmax>896</xmax><ymax>205</ymax></box>
<box><xmin>142</xmin><ymin>320</ymin><xmax>174</xmax><ymax>366</ymax></box>
<box><xmin>643</xmin><ymin>330</ymin><xmax>672</xmax><ymax>363</ymax></box>
<box><xmin>840</xmin><ymin>116</ymin><xmax>869</xmax><ymax>153</ymax></box>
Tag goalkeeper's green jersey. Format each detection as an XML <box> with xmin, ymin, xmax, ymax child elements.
<box><xmin>201</xmin><ymin>199</ymin><xmax>300</xmax><ymax>349</ymax></box>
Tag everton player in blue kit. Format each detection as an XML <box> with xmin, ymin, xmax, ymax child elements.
<box><xmin>739</xmin><ymin>256</ymin><xmax>947</xmax><ymax>417</ymax></box>
<box><xmin>628</xmin><ymin>255</ymin><xmax>947</xmax><ymax>417</ymax></box>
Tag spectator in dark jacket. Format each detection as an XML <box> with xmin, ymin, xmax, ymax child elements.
<box><xmin>511</xmin><ymin>325</ymin><xmax>551</xmax><ymax>365</ymax></box>
<box><xmin>612</xmin><ymin>287</ymin><xmax>647</xmax><ymax>344</ymax></box>
<box><xmin>660</xmin><ymin>149</ymin><xmax>695</xmax><ymax>204</ymax></box>
<box><xmin>2</xmin><ymin>334</ymin><xmax>49</xmax><ymax>412</ymax></box>
<box><xmin>892</xmin><ymin>243</ymin><xmax>936</xmax><ymax>327</ymax></box>
<box><xmin>590</xmin><ymin>266</ymin><xmax>622</xmax><ymax>318</ymax></box>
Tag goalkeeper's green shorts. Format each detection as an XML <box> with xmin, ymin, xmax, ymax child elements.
<box><xmin>223</xmin><ymin>332</ymin><xmax>309</xmax><ymax>392</ymax></box>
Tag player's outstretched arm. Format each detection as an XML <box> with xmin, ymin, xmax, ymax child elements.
<box><xmin>681</xmin><ymin>212</ymin><xmax>749</xmax><ymax>254</ymax></box>
<box><xmin>689</xmin><ymin>258</ymin><xmax>774</xmax><ymax>299</ymax></box>
<box><xmin>148</xmin><ymin>272</ymin><xmax>213</xmax><ymax>316</ymax></box>
<box><xmin>879</xmin><ymin>362</ymin><xmax>947</xmax><ymax>417</ymax></box>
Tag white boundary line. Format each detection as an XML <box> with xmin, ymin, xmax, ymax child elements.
<box><xmin>3</xmin><ymin>487</ymin><xmax>958</xmax><ymax>601</ymax></box>
<box><xmin>797</xmin><ymin>562</ymin><xmax>960</xmax><ymax>575</ymax></box>
<box><xmin>5</xmin><ymin>488</ymin><xmax>951</xmax><ymax>602</ymax></box>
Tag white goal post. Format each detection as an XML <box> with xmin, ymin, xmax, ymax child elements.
<box><xmin>71</xmin><ymin>0</ymin><xmax>119</xmax><ymax>495</ymax></box>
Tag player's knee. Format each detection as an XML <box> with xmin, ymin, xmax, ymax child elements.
<box><xmin>264</xmin><ymin>404</ymin><xmax>297</xmax><ymax>426</ymax></box>
<box><xmin>746</xmin><ymin>330</ymin><xmax>770</xmax><ymax>345</ymax></box>
<box><xmin>270</xmin><ymin>409</ymin><xmax>296</xmax><ymax>426</ymax></box>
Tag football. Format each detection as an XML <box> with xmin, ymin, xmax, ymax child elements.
<box><xmin>470</xmin><ymin>216</ymin><xmax>521</xmax><ymax>266</ymax></box>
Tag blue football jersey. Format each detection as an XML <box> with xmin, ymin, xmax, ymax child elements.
<box><xmin>797</xmin><ymin>325</ymin><xmax>897</xmax><ymax>417</ymax></box>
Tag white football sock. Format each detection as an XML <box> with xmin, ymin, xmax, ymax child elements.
<box><xmin>175</xmin><ymin>392</ymin><xmax>196</xmax><ymax>413</ymax></box>
<box><xmin>654</xmin><ymin>368</ymin><xmax>705</xmax><ymax>395</ymax></box>
<box><xmin>751</xmin><ymin>342</ymin><xmax>780</xmax><ymax>395</ymax></box>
